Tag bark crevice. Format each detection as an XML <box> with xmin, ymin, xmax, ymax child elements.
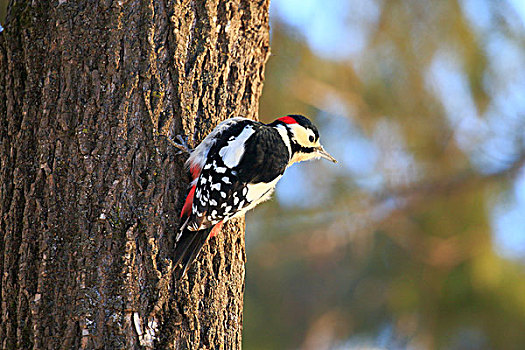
<box><xmin>1</xmin><ymin>0</ymin><xmax>269</xmax><ymax>348</ymax></box>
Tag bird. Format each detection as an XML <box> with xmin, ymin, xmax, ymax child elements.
<box><xmin>173</xmin><ymin>114</ymin><xmax>337</xmax><ymax>276</ymax></box>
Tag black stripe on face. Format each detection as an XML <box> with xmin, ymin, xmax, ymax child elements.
<box><xmin>290</xmin><ymin>135</ymin><xmax>316</xmax><ymax>154</ymax></box>
<box><xmin>299</xmin><ymin>146</ymin><xmax>315</xmax><ymax>154</ymax></box>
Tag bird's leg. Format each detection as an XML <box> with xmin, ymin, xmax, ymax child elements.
<box><xmin>167</xmin><ymin>134</ymin><xmax>193</xmax><ymax>155</ymax></box>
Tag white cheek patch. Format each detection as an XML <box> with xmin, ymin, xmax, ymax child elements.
<box><xmin>219</xmin><ymin>125</ymin><xmax>255</xmax><ymax>167</ymax></box>
<box><xmin>306</xmin><ymin>129</ymin><xmax>315</xmax><ymax>142</ymax></box>
<box><xmin>289</xmin><ymin>124</ymin><xmax>316</xmax><ymax>146</ymax></box>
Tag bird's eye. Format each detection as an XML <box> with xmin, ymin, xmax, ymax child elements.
<box><xmin>309</xmin><ymin>135</ymin><xmax>315</xmax><ymax>143</ymax></box>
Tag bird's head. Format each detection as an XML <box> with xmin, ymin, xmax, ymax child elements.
<box><xmin>273</xmin><ymin>114</ymin><xmax>337</xmax><ymax>165</ymax></box>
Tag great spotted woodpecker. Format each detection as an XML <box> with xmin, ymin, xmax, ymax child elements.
<box><xmin>174</xmin><ymin>115</ymin><xmax>337</xmax><ymax>276</ymax></box>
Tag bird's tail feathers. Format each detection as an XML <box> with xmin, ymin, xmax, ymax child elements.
<box><xmin>173</xmin><ymin>225</ymin><xmax>213</xmax><ymax>278</ymax></box>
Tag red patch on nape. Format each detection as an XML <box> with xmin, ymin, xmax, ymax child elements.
<box><xmin>277</xmin><ymin>116</ymin><xmax>298</xmax><ymax>124</ymax></box>
<box><xmin>181</xmin><ymin>185</ymin><xmax>196</xmax><ymax>218</ymax></box>
<box><xmin>210</xmin><ymin>221</ymin><xmax>223</xmax><ymax>238</ymax></box>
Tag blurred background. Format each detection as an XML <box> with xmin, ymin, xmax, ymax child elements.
<box><xmin>2</xmin><ymin>0</ymin><xmax>525</xmax><ymax>349</ymax></box>
<box><xmin>249</xmin><ymin>0</ymin><xmax>525</xmax><ymax>349</ymax></box>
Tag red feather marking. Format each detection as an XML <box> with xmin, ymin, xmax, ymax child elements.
<box><xmin>190</xmin><ymin>163</ymin><xmax>201</xmax><ymax>180</ymax></box>
<box><xmin>210</xmin><ymin>221</ymin><xmax>223</xmax><ymax>238</ymax></box>
<box><xmin>277</xmin><ymin>116</ymin><xmax>298</xmax><ymax>124</ymax></box>
<box><xmin>181</xmin><ymin>185</ymin><xmax>196</xmax><ymax>218</ymax></box>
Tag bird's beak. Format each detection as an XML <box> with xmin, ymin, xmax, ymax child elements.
<box><xmin>316</xmin><ymin>145</ymin><xmax>338</xmax><ymax>163</ymax></box>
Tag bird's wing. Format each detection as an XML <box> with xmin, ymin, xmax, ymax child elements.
<box><xmin>186</xmin><ymin>126</ymin><xmax>289</xmax><ymax>230</ymax></box>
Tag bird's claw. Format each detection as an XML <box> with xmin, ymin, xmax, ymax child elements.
<box><xmin>167</xmin><ymin>134</ymin><xmax>193</xmax><ymax>155</ymax></box>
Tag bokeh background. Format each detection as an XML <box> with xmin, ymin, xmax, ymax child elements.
<box><xmin>2</xmin><ymin>1</ymin><xmax>525</xmax><ymax>349</ymax></box>
<box><xmin>248</xmin><ymin>0</ymin><xmax>525</xmax><ymax>349</ymax></box>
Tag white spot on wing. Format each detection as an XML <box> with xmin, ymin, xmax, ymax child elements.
<box><xmin>222</xmin><ymin>176</ymin><xmax>231</xmax><ymax>184</ymax></box>
<box><xmin>218</xmin><ymin>125</ymin><xmax>255</xmax><ymax>167</ymax></box>
<box><xmin>211</xmin><ymin>183</ymin><xmax>221</xmax><ymax>191</ymax></box>
<box><xmin>186</xmin><ymin>117</ymin><xmax>249</xmax><ymax>171</ymax></box>
<box><xmin>216</xmin><ymin>167</ymin><xmax>227</xmax><ymax>173</ymax></box>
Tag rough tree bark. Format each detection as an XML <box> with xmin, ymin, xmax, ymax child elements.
<box><xmin>0</xmin><ymin>0</ymin><xmax>269</xmax><ymax>348</ymax></box>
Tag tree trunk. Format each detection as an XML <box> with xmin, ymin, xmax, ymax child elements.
<box><xmin>0</xmin><ymin>0</ymin><xmax>269</xmax><ymax>348</ymax></box>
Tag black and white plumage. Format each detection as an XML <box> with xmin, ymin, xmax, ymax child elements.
<box><xmin>174</xmin><ymin>115</ymin><xmax>337</xmax><ymax>276</ymax></box>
